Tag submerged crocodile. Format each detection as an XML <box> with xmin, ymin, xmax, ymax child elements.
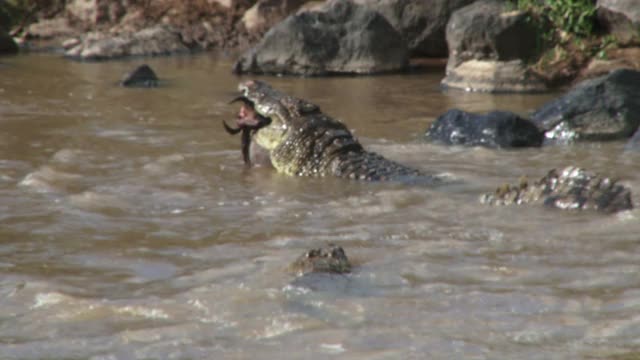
<box><xmin>481</xmin><ymin>166</ymin><xmax>633</xmax><ymax>213</ymax></box>
<box><xmin>225</xmin><ymin>80</ymin><xmax>440</xmax><ymax>183</ymax></box>
<box><xmin>289</xmin><ymin>244</ymin><xmax>352</xmax><ymax>276</ymax></box>
<box><xmin>225</xmin><ymin>80</ymin><xmax>633</xmax><ymax>213</ymax></box>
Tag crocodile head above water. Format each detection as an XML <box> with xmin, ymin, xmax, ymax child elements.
<box><xmin>227</xmin><ymin>80</ymin><xmax>437</xmax><ymax>182</ymax></box>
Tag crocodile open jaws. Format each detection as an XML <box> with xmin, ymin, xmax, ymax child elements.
<box><xmin>225</xmin><ymin>80</ymin><xmax>441</xmax><ymax>183</ymax></box>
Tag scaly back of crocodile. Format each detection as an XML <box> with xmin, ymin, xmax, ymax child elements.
<box><xmin>271</xmin><ymin>110</ymin><xmax>424</xmax><ymax>181</ymax></box>
<box><xmin>237</xmin><ymin>80</ymin><xmax>437</xmax><ymax>182</ymax></box>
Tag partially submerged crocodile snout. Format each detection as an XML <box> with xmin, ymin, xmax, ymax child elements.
<box><xmin>289</xmin><ymin>244</ymin><xmax>352</xmax><ymax>276</ymax></box>
<box><xmin>226</xmin><ymin>80</ymin><xmax>440</xmax><ymax>183</ymax></box>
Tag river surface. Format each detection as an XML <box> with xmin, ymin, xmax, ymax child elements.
<box><xmin>1</xmin><ymin>53</ymin><xmax>640</xmax><ymax>360</ymax></box>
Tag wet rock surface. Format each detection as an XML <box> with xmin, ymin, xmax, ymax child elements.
<box><xmin>481</xmin><ymin>166</ymin><xmax>633</xmax><ymax>213</ymax></box>
<box><xmin>121</xmin><ymin>64</ymin><xmax>159</xmax><ymax>88</ymax></box>
<box><xmin>425</xmin><ymin>109</ymin><xmax>544</xmax><ymax>148</ymax></box>
<box><xmin>532</xmin><ymin>68</ymin><xmax>640</xmax><ymax>143</ymax></box>
<box><xmin>289</xmin><ymin>244</ymin><xmax>352</xmax><ymax>276</ymax></box>
<box><xmin>442</xmin><ymin>0</ymin><xmax>546</xmax><ymax>92</ymax></box>
<box><xmin>233</xmin><ymin>0</ymin><xmax>409</xmax><ymax>75</ymax></box>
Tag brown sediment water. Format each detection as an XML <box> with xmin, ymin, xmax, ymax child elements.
<box><xmin>1</xmin><ymin>53</ymin><xmax>639</xmax><ymax>359</ymax></box>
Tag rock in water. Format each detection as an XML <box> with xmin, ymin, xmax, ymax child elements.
<box><xmin>532</xmin><ymin>68</ymin><xmax>640</xmax><ymax>143</ymax></box>
<box><xmin>425</xmin><ymin>109</ymin><xmax>544</xmax><ymax>148</ymax></box>
<box><xmin>121</xmin><ymin>64</ymin><xmax>159</xmax><ymax>88</ymax></box>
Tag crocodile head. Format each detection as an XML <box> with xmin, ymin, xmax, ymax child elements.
<box><xmin>234</xmin><ymin>80</ymin><xmax>320</xmax><ymax>152</ymax></box>
<box><xmin>227</xmin><ymin>80</ymin><xmax>426</xmax><ymax>181</ymax></box>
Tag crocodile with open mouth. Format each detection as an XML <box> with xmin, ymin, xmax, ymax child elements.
<box><xmin>225</xmin><ymin>80</ymin><xmax>441</xmax><ymax>183</ymax></box>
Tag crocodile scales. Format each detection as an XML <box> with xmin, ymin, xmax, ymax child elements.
<box><xmin>226</xmin><ymin>80</ymin><xmax>441</xmax><ymax>183</ymax></box>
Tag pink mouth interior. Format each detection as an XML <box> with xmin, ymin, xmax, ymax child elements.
<box><xmin>237</xmin><ymin>104</ymin><xmax>260</xmax><ymax>127</ymax></box>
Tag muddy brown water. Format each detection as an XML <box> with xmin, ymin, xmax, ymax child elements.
<box><xmin>1</xmin><ymin>53</ymin><xmax>640</xmax><ymax>359</ymax></box>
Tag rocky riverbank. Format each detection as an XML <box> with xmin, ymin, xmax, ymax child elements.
<box><xmin>1</xmin><ymin>0</ymin><xmax>639</xmax><ymax>89</ymax></box>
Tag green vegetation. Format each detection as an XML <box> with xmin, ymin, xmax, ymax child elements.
<box><xmin>508</xmin><ymin>0</ymin><xmax>625</xmax><ymax>85</ymax></box>
<box><xmin>513</xmin><ymin>0</ymin><xmax>597</xmax><ymax>38</ymax></box>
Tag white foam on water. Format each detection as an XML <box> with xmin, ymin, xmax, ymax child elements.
<box><xmin>320</xmin><ymin>343</ymin><xmax>346</xmax><ymax>354</ymax></box>
<box><xmin>115</xmin><ymin>306</ymin><xmax>170</xmax><ymax>320</ymax></box>
<box><xmin>31</xmin><ymin>292</ymin><xmax>70</xmax><ymax>309</ymax></box>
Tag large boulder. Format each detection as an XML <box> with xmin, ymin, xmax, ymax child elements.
<box><xmin>64</xmin><ymin>25</ymin><xmax>189</xmax><ymax>60</ymax></box>
<box><xmin>442</xmin><ymin>0</ymin><xmax>546</xmax><ymax>92</ymax></box>
<box><xmin>232</xmin><ymin>0</ymin><xmax>409</xmax><ymax>76</ymax></box>
<box><xmin>0</xmin><ymin>31</ymin><xmax>18</xmax><ymax>55</ymax></box>
<box><xmin>425</xmin><ymin>109</ymin><xmax>544</xmax><ymax>148</ymax></box>
<box><xmin>355</xmin><ymin>0</ymin><xmax>476</xmax><ymax>57</ymax></box>
<box><xmin>597</xmin><ymin>0</ymin><xmax>640</xmax><ymax>46</ymax></box>
<box><xmin>531</xmin><ymin>68</ymin><xmax>640</xmax><ymax>143</ymax></box>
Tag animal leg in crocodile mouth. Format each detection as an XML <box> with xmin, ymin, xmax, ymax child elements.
<box><xmin>223</xmin><ymin>97</ymin><xmax>270</xmax><ymax>166</ymax></box>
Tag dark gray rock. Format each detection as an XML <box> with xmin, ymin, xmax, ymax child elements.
<box><xmin>481</xmin><ymin>166</ymin><xmax>633</xmax><ymax>213</ymax></box>
<box><xmin>233</xmin><ymin>0</ymin><xmax>408</xmax><ymax>76</ymax></box>
<box><xmin>65</xmin><ymin>25</ymin><xmax>189</xmax><ymax>60</ymax></box>
<box><xmin>442</xmin><ymin>0</ymin><xmax>547</xmax><ymax>92</ymax></box>
<box><xmin>425</xmin><ymin>109</ymin><xmax>544</xmax><ymax>148</ymax></box>
<box><xmin>597</xmin><ymin>0</ymin><xmax>640</xmax><ymax>45</ymax></box>
<box><xmin>121</xmin><ymin>64</ymin><xmax>159</xmax><ymax>88</ymax></box>
<box><xmin>0</xmin><ymin>31</ymin><xmax>18</xmax><ymax>55</ymax></box>
<box><xmin>532</xmin><ymin>68</ymin><xmax>640</xmax><ymax>143</ymax></box>
<box><xmin>357</xmin><ymin>0</ymin><xmax>476</xmax><ymax>57</ymax></box>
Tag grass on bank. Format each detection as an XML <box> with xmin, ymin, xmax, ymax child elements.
<box><xmin>509</xmin><ymin>0</ymin><xmax>631</xmax><ymax>84</ymax></box>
